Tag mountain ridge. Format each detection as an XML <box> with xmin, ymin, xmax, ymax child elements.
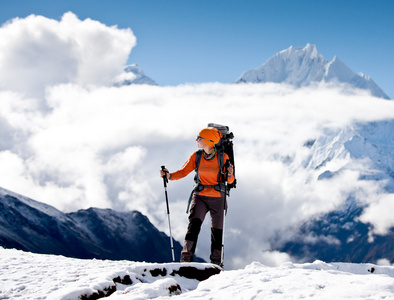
<box><xmin>0</xmin><ymin>187</ymin><xmax>193</xmax><ymax>263</ymax></box>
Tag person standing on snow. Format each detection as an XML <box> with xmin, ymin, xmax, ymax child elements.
<box><xmin>160</xmin><ymin>127</ymin><xmax>234</xmax><ymax>266</ymax></box>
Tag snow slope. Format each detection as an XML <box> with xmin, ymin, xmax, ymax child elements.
<box><xmin>236</xmin><ymin>44</ymin><xmax>390</xmax><ymax>99</ymax></box>
<box><xmin>1</xmin><ymin>247</ymin><xmax>394</xmax><ymax>299</ymax></box>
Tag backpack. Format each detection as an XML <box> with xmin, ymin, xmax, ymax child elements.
<box><xmin>208</xmin><ymin>123</ymin><xmax>236</xmax><ymax>190</ymax></box>
<box><xmin>186</xmin><ymin>123</ymin><xmax>236</xmax><ymax>213</ymax></box>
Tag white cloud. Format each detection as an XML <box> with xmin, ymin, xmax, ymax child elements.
<box><xmin>0</xmin><ymin>12</ymin><xmax>136</xmax><ymax>99</ymax></box>
<box><xmin>1</xmin><ymin>13</ymin><xmax>394</xmax><ymax>269</ymax></box>
<box><xmin>359</xmin><ymin>193</ymin><xmax>394</xmax><ymax>235</ymax></box>
<box><xmin>376</xmin><ymin>258</ymin><xmax>393</xmax><ymax>266</ymax></box>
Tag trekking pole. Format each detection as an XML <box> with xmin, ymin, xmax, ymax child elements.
<box><xmin>161</xmin><ymin>166</ymin><xmax>175</xmax><ymax>262</ymax></box>
<box><xmin>221</xmin><ymin>160</ymin><xmax>230</xmax><ymax>267</ymax></box>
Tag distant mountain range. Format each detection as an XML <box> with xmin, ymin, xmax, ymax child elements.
<box><xmin>236</xmin><ymin>44</ymin><xmax>390</xmax><ymax>99</ymax></box>
<box><xmin>118</xmin><ymin>44</ymin><xmax>389</xmax><ymax>101</ymax></box>
<box><xmin>0</xmin><ymin>187</ymin><xmax>197</xmax><ymax>263</ymax></box>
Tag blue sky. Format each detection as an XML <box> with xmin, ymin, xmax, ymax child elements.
<box><xmin>0</xmin><ymin>0</ymin><xmax>393</xmax><ymax>98</ymax></box>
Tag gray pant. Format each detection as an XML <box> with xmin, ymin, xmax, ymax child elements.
<box><xmin>181</xmin><ymin>193</ymin><xmax>226</xmax><ymax>265</ymax></box>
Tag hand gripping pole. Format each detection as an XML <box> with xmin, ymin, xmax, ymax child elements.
<box><xmin>161</xmin><ymin>166</ymin><xmax>175</xmax><ymax>262</ymax></box>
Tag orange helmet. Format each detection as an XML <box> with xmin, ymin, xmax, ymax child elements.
<box><xmin>198</xmin><ymin>127</ymin><xmax>222</xmax><ymax>147</ymax></box>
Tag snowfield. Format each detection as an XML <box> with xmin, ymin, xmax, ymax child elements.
<box><xmin>1</xmin><ymin>248</ymin><xmax>394</xmax><ymax>299</ymax></box>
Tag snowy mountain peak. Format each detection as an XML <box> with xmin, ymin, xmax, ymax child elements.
<box><xmin>278</xmin><ymin>44</ymin><xmax>323</xmax><ymax>62</ymax></box>
<box><xmin>300</xmin><ymin>43</ymin><xmax>319</xmax><ymax>57</ymax></box>
<box><xmin>113</xmin><ymin>64</ymin><xmax>158</xmax><ymax>86</ymax></box>
<box><xmin>236</xmin><ymin>44</ymin><xmax>390</xmax><ymax>99</ymax></box>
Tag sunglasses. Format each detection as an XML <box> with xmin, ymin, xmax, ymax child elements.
<box><xmin>196</xmin><ymin>136</ymin><xmax>214</xmax><ymax>143</ymax></box>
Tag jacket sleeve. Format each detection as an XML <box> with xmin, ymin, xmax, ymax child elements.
<box><xmin>170</xmin><ymin>152</ymin><xmax>197</xmax><ymax>181</ymax></box>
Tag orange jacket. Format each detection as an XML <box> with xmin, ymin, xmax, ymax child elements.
<box><xmin>170</xmin><ymin>151</ymin><xmax>235</xmax><ymax>197</ymax></box>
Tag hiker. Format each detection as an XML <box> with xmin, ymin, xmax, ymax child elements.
<box><xmin>160</xmin><ymin>127</ymin><xmax>234</xmax><ymax>265</ymax></box>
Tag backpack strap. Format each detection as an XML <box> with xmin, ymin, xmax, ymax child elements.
<box><xmin>194</xmin><ymin>149</ymin><xmax>203</xmax><ymax>184</ymax></box>
<box><xmin>186</xmin><ymin>150</ymin><xmax>203</xmax><ymax>213</ymax></box>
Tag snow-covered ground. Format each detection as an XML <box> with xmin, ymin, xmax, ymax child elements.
<box><xmin>1</xmin><ymin>247</ymin><xmax>394</xmax><ymax>299</ymax></box>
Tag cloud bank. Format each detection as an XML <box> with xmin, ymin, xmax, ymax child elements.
<box><xmin>1</xmin><ymin>13</ymin><xmax>394</xmax><ymax>269</ymax></box>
